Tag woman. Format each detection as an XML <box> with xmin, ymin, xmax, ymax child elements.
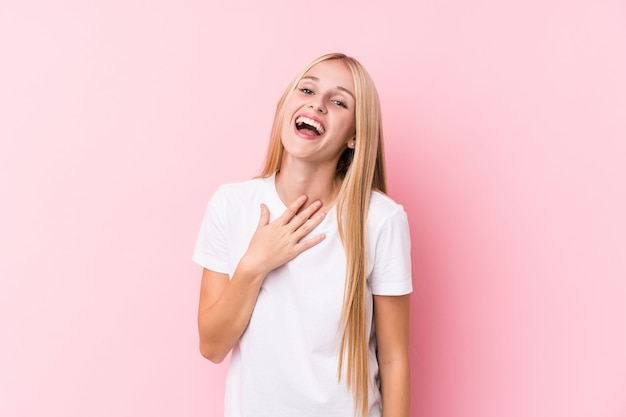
<box><xmin>193</xmin><ymin>53</ymin><xmax>412</xmax><ymax>417</ymax></box>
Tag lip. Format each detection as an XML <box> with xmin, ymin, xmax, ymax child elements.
<box><xmin>293</xmin><ymin>113</ymin><xmax>326</xmax><ymax>140</ymax></box>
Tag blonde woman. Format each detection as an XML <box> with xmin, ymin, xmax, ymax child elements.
<box><xmin>193</xmin><ymin>53</ymin><xmax>412</xmax><ymax>417</ymax></box>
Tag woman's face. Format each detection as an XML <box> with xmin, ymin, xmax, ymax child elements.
<box><xmin>280</xmin><ymin>59</ymin><xmax>356</xmax><ymax>166</ymax></box>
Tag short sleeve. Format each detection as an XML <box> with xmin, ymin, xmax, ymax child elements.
<box><xmin>192</xmin><ymin>186</ymin><xmax>230</xmax><ymax>274</ymax></box>
<box><xmin>369</xmin><ymin>207</ymin><xmax>413</xmax><ymax>296</ymax></box>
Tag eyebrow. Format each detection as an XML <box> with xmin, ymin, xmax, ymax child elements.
<box><xmin>300</xmin><ymin>76</ymin><xmax>355</xmax><ymax>100</ymax></box>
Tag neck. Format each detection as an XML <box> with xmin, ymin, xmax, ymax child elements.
<box><xmin>275</xmin><ymin>158</ymin><xmax>341</xmax><ymax>210</ymax></box>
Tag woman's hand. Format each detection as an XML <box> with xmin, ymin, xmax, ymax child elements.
<box><xmin>239</xmin><ymin>195</ymin><xmax>327</xmax><ymax>277</ymax></box>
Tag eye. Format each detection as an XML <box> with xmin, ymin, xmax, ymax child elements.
<box><xmin>299</xmin><ymin>88</ymin><xmax>314</xmax><ymax>95</ymax></box>
<box><xmin>332</xmin><ymin>100</ymin><xmax>348</xmax><ymax>109</ymax></box>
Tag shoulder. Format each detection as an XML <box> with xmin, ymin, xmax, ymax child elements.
<box><xmin>367</xmin><ymin>191</ymin><xmax>408</xmax><ymax>228</ymax></box>
<box><xmin>218</xmin><ymin>176</ymin><xmax>271</xmax><ymax>194</ymax></box>
<box><xmin>366</xmin><ymin>191</ymin><xmax>411</xmax><ymax>244</ymax></box>
<box><xmin>212</xmin><ymin>176</ymin><xmax>273</xmax><ymax>203</ymax></box>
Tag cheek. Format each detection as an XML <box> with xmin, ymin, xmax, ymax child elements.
<box><xmin>280</xmin><ymin>108</ymin><xmax>295</xmax><ymax>134</ymax></box>
<box><xmin>341</xmin><ymin>115</ymin><xmax>356</xmax><ymax>137</ymax></box>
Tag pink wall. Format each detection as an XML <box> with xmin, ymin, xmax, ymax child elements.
<box><xmin>1</xmin><ymin>1</ymin><xmax>625</xmax><ymax>416</ymax></box>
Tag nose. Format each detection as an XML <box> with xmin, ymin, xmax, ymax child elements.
<box><xmin>309</xmin><ymin>98</ymin><xmax>326</xmax><ymax>113</ymax></box>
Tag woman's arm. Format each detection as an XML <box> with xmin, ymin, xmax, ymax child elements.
<box><xmin>197</xmin><ymin>196</ymin><xmax>326</xmax><ymax>363</ymax></box>
<box><xmin>374</xmin><ymin>294</ymin><xmax>411</xmax><ymax>417</ymax></box>
<box><xmin>197</xmin><ymin>266</ymin><xmax>264</xmax><ymax>363</ymax></box>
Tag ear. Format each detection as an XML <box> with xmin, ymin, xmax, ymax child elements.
<box><xmin>347</xmin><ymin>136</ymin><xmax>356</xmax><ymax>149</ymax></box>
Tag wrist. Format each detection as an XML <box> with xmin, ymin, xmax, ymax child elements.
<box><xmin>235</xmin><ymin>256</ymin><xmax>269</xmax><ymax>284</ymax></box>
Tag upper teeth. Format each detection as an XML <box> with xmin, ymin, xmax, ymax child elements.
<box><xmin>296</xmin><ymin>116</ymin><xmax>325</xmax><ymax>135</ymax></box>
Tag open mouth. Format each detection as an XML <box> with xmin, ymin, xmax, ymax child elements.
<box><xmin>295</xmin><ymin>116</ymin><xmax>325</xmax><ymax>136</ymax></box>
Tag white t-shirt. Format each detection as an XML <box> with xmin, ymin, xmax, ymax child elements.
<box><xmin>193</xmin><ymin>174</ymin><xmax>412</xmax><ymax>417</ymax></box>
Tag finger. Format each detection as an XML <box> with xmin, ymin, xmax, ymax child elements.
<box><xmin>292</xmin><ymin>210</ymin><xmax>326</xmax><ymax>238</ymax></box>
<box><xmin>302</xmin><ymin>199</ymin><xmax>324</xmax><ymax>217</ymax></box>
<box><xmin>296</xmin><ymin>233</ymin><xmax>326</xmax><ymax>252</ymax></box>
<box><xmin>277</xmin><ymin>195</ymin><xmax>308</xmax><ymax>224</ymax></box>
<box><xmin>288</xmin><ymin>200</ymin><xmax>323</xmax><ymax>229</ymax></box>
<box><xmin>256</xmin><ymin>203</ymin><xmax>270</xmax><ymax>229</ymax></box>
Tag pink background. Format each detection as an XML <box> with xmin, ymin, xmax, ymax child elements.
<box><xmin>1</xmin><ymin>1</ymin><xmax>625</xmax><ymax>416</ymax></box>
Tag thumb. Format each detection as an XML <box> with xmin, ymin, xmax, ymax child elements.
<box><xmin>257</xmin><ymin>203</ymin><xmax>270</xmax><ymax>228</ymax></box>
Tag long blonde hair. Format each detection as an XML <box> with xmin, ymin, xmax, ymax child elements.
<box><xmin>260</xmin><ymin>53</ymin><xmax>387</xmax><ymax>416</ymax></box>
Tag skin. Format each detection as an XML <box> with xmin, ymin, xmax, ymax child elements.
<box><xmin>197</xmin><ymin>59</ymin><xmax>410</xmax><ymax>416</ymax></box>
<box><xmin>375</xmin><ymin>294</ymin><xmax>411</xmax><ymax>417</ymax></box>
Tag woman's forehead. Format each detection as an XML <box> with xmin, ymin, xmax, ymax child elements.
<box><xmin>300</xmin><ymin>60</ymin><xmax>355</xmax><ymax>91</ymax></box>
